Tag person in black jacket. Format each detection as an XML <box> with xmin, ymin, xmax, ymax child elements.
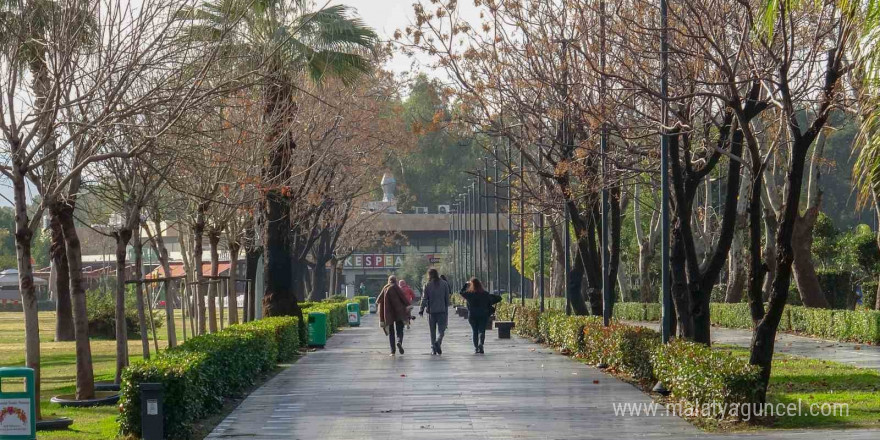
<box><xmin>459</xmin><ymin>277</ymin><xmax>502</xmax><ymax>354</ymax></box>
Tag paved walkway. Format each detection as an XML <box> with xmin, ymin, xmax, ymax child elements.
<box><xmin>208</xmin><ymin>312</ymin><xmax>879</xmax><ymax>439</ymax></box>
<box><xmin>625</xmin><ymin>321</ymin><xmax>880</xmax><ymax>371</ymax></box>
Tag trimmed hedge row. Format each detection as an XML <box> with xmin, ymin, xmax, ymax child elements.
<box><xmin>497</xmin><ymin>303</ymin><xmax>760</xmax><ymax>412</ymax></box>
<box><xmin>614</xmin><ymin>301</ymin><xmax>880</xmax><ymax>344</ymax></box>
<box><xmin>119</xmin><ymin>316</ymin><xmax>301</xmax><ymax>439</ymax></box>
<box><xmin>353</xmin><ymin>295</ymin><xmax>370</xmax><ymax>313</ymax></box>
<box><xmin>653</xmin><ymin>340</ymin><xmax>762</xmax><ymax>409</ymax></box>
<box><xmin>301</xmin><ymin>300</ymin><xmax>350</xmax><ymax>344</ymax></box>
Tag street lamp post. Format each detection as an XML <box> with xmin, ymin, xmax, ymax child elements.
<box><xmin>519</xmin><ymin>149</ymin><xmax>526</xmax><ymax>305</ymax></box>
<box><xmin>493</xmin><ymin>149</ymin><xmax>501</xmax><ymax>295</ymax></box>
<box><xmin>507</xmin><ymin>144</ymin><xmax>513</xmax><ymax>302</ymax></box>
<box><xmin>483</xmin><ymin>159</ymin><xmax>492</xmax><ymax>291</ymax></box>
<box><xmin>538</xmin><ymin>148</ymin><xmax>545</xmax><ymax>313</ymax></box>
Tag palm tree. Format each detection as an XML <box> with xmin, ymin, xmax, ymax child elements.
<box><xmin>179</xmin><ymin>0</ymin><xmax>377</xmax><ymax>318</ymax></box>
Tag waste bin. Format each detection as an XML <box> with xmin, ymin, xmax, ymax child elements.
<box><xmin>308</xmin><ymin>312</ymin><xmax>327</xmax><ymax>347</ymax></box>
<box><xmin>368</xmin><ymin>297</ymin><xmax>377</xmax><ymax>314</ymax></box>
<box><xmin>0</xmin><ymin>367</ymin><xmax>36</xmax><ymax>440</ymax></box>
<box><xmin>347</xmin><ymin>303</ymin><xmax>361</xmax><ymax>327</ymax></box>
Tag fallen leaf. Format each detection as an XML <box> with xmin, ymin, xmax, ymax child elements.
<box><xmin>593</xmin><ymin>380</ymin><xmax>600</xmax><ymax>384</ymax></box>
<box><xmin>400</xmin><ymin>374</ymin><xmax>406</xmax><ymax>377</ymax></box>
<box><xmin>854</xmin><ymin>345</ymin><xmax>862</xmax><ymax>350</ymax></box>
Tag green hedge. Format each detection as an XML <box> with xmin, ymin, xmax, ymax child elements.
<box><xmin>353</xmin><ymin>296</ymin><xmax>370</xmax><ymax>313</ymax></box>
<box><xmin>119</xmin><ymin>316</ymin><xmax>300</xmax><ymax>439</ymax></box>
<box><xmin>652</xmin><ymin>340</ymin><xmax>762</xmax><ymax>413</ymax></box>
<box><xmin>301</xmin><ymin>301</ymin><xmax>350</xmax><ymax>344</ymax></box>
<box><xmin>615</xmin><ymin>301</ymin><xmax>880</xmax><ymax>344</ymax></box>
<box><xmin>501</xmin><ymin>303</ymin><xmax>758</xmax><ymax>410</ymax></box>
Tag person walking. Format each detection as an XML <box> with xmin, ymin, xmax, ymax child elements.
<box><xmin>377</xmin><ymin>275</ymin><xmax>410</xmax><ymax>356</ymax></box>
<box><xmin>459</xmin><ymin>277</ymin><xmax>502</xmax><ymax>354</ymax></box>
<box><xmin>419</xmin><ymin>269</ymin><xmax>450</xmax><ymax>355</ymax></box>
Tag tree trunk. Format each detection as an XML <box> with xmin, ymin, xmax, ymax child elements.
<box><xmin>144</xmin><ymin>217</ymin><xmax>177</xmax><ymax>346</ymax></box>
<box><xmin>192</xmin><ymin>210</ymin><xmax>207</xmax><ymax>334</ymax></box>
<box><xmin>49</xmin><ymin>205</ymin><xmax>74</xmax><ymax>341</ymax></box>
<box><xmin>791</xmin><ymin>208</ymin><xmax>829</xmax><ymax>308</ymax></box>
<box><xmin>638</xmin><ymin>242</ymin><xmax>655</xmax><ymax>302</ymax></box>
<box><xmin>329</xmin><ymin>257</ymin><xmax>339</xmax><ymax>297</ymax></box>
<box><xmin>58</xmin><ymin>202</ymin><xmax>96</xmax><ymax>400</ymax></box>
<box><xmin>227</xmin><ymin>241</ymin><xmax>240</xmax><ymax>325</ymax></box>
<box><xmin>113</xmin><ymin>230</ymin><xmax>132</xmax><ymax>384</ymax></box>
<box><xmin>12</xmin><ymin>158</ymin><xmax>41</xmax><ymax>419</ymax></box>
<box><xmin>132</xmin><ymin>231</ymin><xmax>150</xmax><ymax>359</ymax></box>
<box><xmin>207</xmin><ymin>230</ymin><xmax>220</xmax><ymax>332</ymax></box>
<box><xmin>245</xmin><ymin>247</ymin><xmax>261</xmax><ymax>321</ymax></box>
<box><xmin>762</xmin><ymin>205</ymin><xmax>778</xmax><ymax>300</ymax></box>
<box><xmin>310</xmin><ymin>257</ymin><xmax>330</xmax><ymax>301</ymax></box>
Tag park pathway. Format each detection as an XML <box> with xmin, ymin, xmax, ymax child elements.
<box><xmin>625</xmin><ymin>321</ymin><xmax>880</xmax><ymax>371</ymax></box>
<box><xmin>208</xmin><ymin>311</ymin><xmax>878</xmax><ymax>439</ymax></box>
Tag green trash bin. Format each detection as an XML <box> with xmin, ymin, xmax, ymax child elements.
<box><xmin>0</xmin><ymin>367</ymin><xmax>36</xmax><ymax>440</ymax></box>
<box><xmin>307</xmin><ymin>312</ymin><xmax>327</xmax><ymax>347</ymax></box>
<box><xmin>368</xmin><ymin>297</ymin><xmax>377</xmax><ymax>314</ymax></box>
<box><xmin>347</xmin><ymin>303</ymin><xmax>361</xmax><ymax>327</ymax></box>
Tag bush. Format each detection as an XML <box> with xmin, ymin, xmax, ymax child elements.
<box><xmin>614</xmin><ymin>302</ymin><xmax>661</xmax><ymax>322</ymax></box>
<box><xmin>119</xmin><ymin>316</ymin><xmax>300</xmax><ymax>439</ymax></box>
<box><xmin>86</xmin><ymin>287</ymin><xmax>162</xmax><ymax>339</ymax></box>
<box><xmin>652</xmin><ymin>340</ymin><xmax>761</xmax><ymax>416</ymax></box>
<box><xmin>579</xmin><ymin>319</ymin><xmax>659</xmax><ymax>382</ymax></box>
<box><xmin>709</xmin><ymin>302</ymin><xmax>753</xmax><ymax>330</ymax></box>
<box><xmin>353</xmin><ymin>295</ymin><xmax>370</xmax><ymax>313</ymax></box>
<box><xmin>614</xmin><ymin>301</ymin><xmax>880</xmax><ymax>344</ymax></box>
<box><xmin>301</xmin><ymin>301</ymin><xmax>349</xmax><ymax>344</ymax></box>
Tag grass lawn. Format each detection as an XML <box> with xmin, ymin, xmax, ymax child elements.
<box><xmin>0</xmin><ymin>309</ymin><xmax>221</xmax><ymax>439</ymax></box>
<box><xmin>721</xmin><ymin>346</ymin><xmax>880</xmax><ymax>430</ymax></box>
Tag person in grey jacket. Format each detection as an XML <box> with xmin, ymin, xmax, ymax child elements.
<box><xmin>419</xmin><ymin>268</ymin><xmax>450</xmax><ymax>355</ymax></box>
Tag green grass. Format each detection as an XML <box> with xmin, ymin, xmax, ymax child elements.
<box><xmin>0</xmin><ymin>310</ymin><xmax>228</xmax><ymax>439</ymax></box>
<box><xmin>722</xmin><ymin>346</ymin><xmax>880</xmax><ymax>429</ymax></box>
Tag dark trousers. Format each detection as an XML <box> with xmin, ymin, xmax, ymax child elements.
<box><xmin>428</xmin><ymin>312</ymin><xmax>448</xmax><ymax>346</ymax></box>
<box><xmin>468</xmin><ymin>315</ymin><xmax>488</xmax><ymax>348</ymax></box>
<box><xmin>388</xmin><ymin>320</ymin><xmax>404</xmax><ymax>352</ymax></box>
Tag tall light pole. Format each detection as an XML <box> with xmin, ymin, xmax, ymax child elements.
<box><xmin>507</xmin><ymin>144</ymin><xmax>513</xmax><ymax>301</ymax></box>
<box><xmin>538</xmin><ymin>148</ymin><xmax>545</xmax><ymax>313</ymax></box>
<box><xmin>519</xmin><ymin>149</ymin><xmax>526</xmax><ymax>305</ymax></box>
<box><xmin>564</xmin><ymin>203</ymin><xmax>571</xmax><ymax>315</ymax></box>
<box><xmin>483</xmin><ymin>159</ymin><xmax>492</xmax><ymax>290</ymax></box>
<box><xmin>494</xmin><ymin>148</ymin><xmax>501</xmax><ymax>295</ymax></box>
<box><xmin>600</xmin><ymin>0</ymin><xmax>613</xmax><ymax>327</ymax></box>
<box><xmin>660</xmin><ymin>0</ymin><xmax>672</xmax><ymax>344</ymax></box>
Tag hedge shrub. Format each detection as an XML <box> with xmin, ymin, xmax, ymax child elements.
<box><xmin>353</xmin><ymin>295</ymin><xmax>370</xmax><ymax>313</ymax></box>
<box><xmin>119</xmin><ymin>316</ymin><xmax>300</xmax><ymax>439</ymax></box>
<box><xmin>615</xmin><ymin>301</ymin><xmax>880</xmax><ymax>344</ymax></box>
<box><xmin>652</xmin><ymin>340</ymin><xmax>761</xmax><ymax>414</ymax></box>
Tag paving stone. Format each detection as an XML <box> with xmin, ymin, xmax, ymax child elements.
<box><xmin>207</xmin><ymin>311</ymin><xmax>879</xmax><ymax>439</ymax></box>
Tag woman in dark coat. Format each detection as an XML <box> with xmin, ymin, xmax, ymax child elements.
<box><xmin>459</xmin><ymin>277</ymin><xmax>502</xmax><ymax>354</ymax></box>
<box><xmin>377</xmin><ymin>275</ymin><xmax>411</xmax><ymax>356</ymax></box>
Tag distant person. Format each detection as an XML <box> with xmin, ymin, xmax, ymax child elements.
<box><xmin>439</xmin><ymin>274</ymin><xmax>452</xmax><ymax>298</ymax></box>
<box><xmin>377</xmin><ymin>275</ymin><xmax>411</xmax><ymax>356</ymax></box>
<box><xmin>359</xmin><ymin>282</ymin><xmax>367</xmax><ymax>296</ymax></box>
<box><xmin>399</xmin><ymin>280</ymin><xmax>416</xmax><ymax>303</ymax></box>
<box><xmin>399</xmin><ymin>279</ymin><xmax>417</xmax><ymax>326</ymax></box>
<box><xmin>459</xmin><ymin>277</ymin><xmax>502</xmax><ymax>354</ymax></box>
<box><xmin>420</xmin><ymin>269</ymin><xmax>451</xmax><ymax>355</ymax></box>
